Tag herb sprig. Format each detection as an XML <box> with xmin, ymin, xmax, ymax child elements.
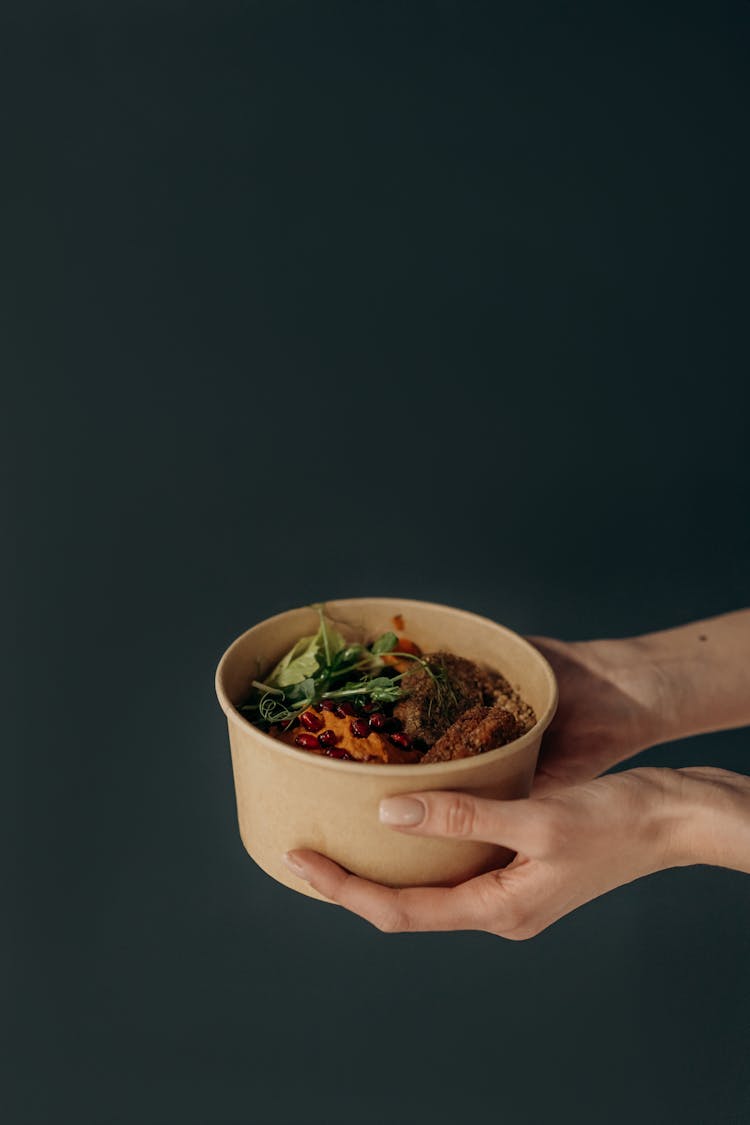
<box><xmin>239</xmin><ymin>604</ymin><xmax>448</xmax><ymax>729</ymax></box>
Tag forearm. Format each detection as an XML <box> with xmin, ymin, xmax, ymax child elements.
<box><xmin>633</xmin><ymin>610</ymin><xmax>750</xmax><ymax>743</ymax></box>
<box><xmin>618</xmin><ymin>767</ymin><xmax>750</xmax><ymax>879</ymax></box>
<box><xmin>594</xmin><ymin>609</ymin><xmax>750</xmax><ymax>748</ymax></box>
<box><xmin>673</xmin><ymin>767</ymin><xmax>750</xmax><ymax>875</ymax></box>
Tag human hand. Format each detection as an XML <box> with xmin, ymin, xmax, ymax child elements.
<box><xmin>284</xmin><ymin>767</ymin><xmax>750</xmax><ymax>939</ymax></box>
<box><xmin>525</xmin><ymin>635</ymin><xmax>669</xmax><ymax>793</ymax></box>
<box><xmin>528</xmin><ymin>610</ymin><xmax>750</xmax><ymax>793</ymax></box>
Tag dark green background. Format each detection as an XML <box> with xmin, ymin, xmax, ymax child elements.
<box><xmin>5</xmin><ymin>1</ymin><xmax>749</xmax><ymax>1122</ymax></box>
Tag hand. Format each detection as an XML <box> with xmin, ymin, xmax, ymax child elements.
<box><xmin>525</xmin><ymin>635</ymin><xmax>668</xmax><ymax>793</ymax></box>
<box><xmin>528</xmin><ymin>610</ymin><xmax>750</xmax><ymax>793</ymax></box>
<box><xmin>284</xmin><ymin>767</ymin><xmax>746</xmax><ymax>939</ymax></box>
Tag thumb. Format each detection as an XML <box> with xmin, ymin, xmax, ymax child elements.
<box><xmin>378</xmin><ymin>789</ymin><xmax>536</xmax><ymax>851</ymax></box>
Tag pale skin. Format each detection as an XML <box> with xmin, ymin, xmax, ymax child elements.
<box><xmin>284</xmin><ymin>610</ymin><xmax>750</xmax><ymax>938</ymax></box>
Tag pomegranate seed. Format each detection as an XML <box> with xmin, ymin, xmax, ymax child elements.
<box><xmin>299</xmin><ymin>710</ymin><xmax>324</xmax><ymax>733</ymax></box>
<box><xmin>326</xmin><ymin>746</ymin><xmax>353</xmax><ymax>760</ymax></box>
<box><xmin>318</xmin><ymin>729</ymin><xmax>339</xmax><ymax>749</ymax></box>
<box><xmin>312</xmin><ymin>702</ymin><xmax>322</xmax><ymax>712</ymax></box>
<box><xmin>294</xmin><ymin>733</ymin><xmax>320</xmax><ymax>750</ymax></box>
<box><xmin>336</xmin><ymin>701</ymin><xmax>356</xmax><ymax>717</ymax></box>
<box><xmin>389</xmin><ymin>732</ymin><xmax>412</xmax><ymax>750</ymax></box>
<box><xmin>369</xmin><ymin>712</ymin><xmax>388</xmax><ymax>731</ymax></box>
<box><xmin>351</xmin><ymin>718</ymin><xmax>370</xmax><ymax>738</ymax></box>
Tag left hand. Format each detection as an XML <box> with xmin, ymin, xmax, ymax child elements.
<box><xmin>284</xmin><ymin>768</ymin><xmax>701</xmax><ymax>938</ymax></box>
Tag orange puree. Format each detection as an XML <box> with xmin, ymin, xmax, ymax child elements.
<box><xmin>271</xmin><ymin>710</ymin><xmax>415</xmax><ymax>764</ymax></box>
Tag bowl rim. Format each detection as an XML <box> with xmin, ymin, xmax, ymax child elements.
<box><xmin>215</xmin><ymin>596</ymin><xmax>558</xmax><ymax>777</ymax></box>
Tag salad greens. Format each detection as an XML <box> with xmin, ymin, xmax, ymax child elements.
<box><xmin>240</xmin><ymin>604</ymin><xmax>436</xmax><ymax>729</ymax></box>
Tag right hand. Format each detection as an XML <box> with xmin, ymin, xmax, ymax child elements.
<box><xmin>285</xmin><ymin>767</ymin><xmax>732</xmax><ymax>938</ymax></box>
<box><xmin>525</xmin><ymin>635</ymin><xmax>668</xmax><ymax>794</ymax></box>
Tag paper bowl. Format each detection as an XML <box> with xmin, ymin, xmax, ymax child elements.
<box><xmin>215</xmin><ymin>597</ymin><xmax>557</xmax><ymax>901</ymax></box>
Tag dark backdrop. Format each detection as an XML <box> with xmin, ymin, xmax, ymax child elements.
<box><xmin>4</xmin><ymin>2</ymin><xmax>749</xmax><ymax>1123</ymax></box>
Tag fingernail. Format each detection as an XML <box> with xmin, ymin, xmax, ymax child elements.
<box><xmin>379</xmin><ymin>796</ymin><xmax>425</xmax><ymax>826</ymax></box>
<box><xmin>284</xmin><ymin>851</ymin><xmax>309</xmax><ymax>880</ymax></box>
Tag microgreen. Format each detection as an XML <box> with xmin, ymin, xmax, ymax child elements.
<box><xmin>423</xmin><ymin>657</ymin><xmax>461</xmax><ymax>725</ymax></box>
<box><xmin>240</xmin><ymin>607</ymin><xmax>442</xmax><ymax>730</ymax></box>
<box><xmin>370</xmin><ymin>631</ymin><xmax>398</xmax><ymax>655</ymax></box>
<box><xmin>321</xmin><ymin>675</ymin><xmax>404</xmax><ymax>704</ymax></box>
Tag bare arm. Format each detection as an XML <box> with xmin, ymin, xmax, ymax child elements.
<box><xmin>635</xmin><ymin>609</ymin><xmax>750</xmax><ymax>741</ymax></box>
<box><xmin>528</xmin><ymin>608</ymin><xmax>750</xmax><ymax>792</ymax></box>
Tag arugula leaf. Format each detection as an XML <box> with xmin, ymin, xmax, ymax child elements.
<box><xmin>267</xmin><ymin>633</ymin><xmax>320</xmax><ymax>688</ymax></box>
<box><xmin>268</xmin><ymin>608</ymin><xmax>349</xmax><ymax>689</ymax></box>
<box><xmin>335</xmin><ymin>645</ymin><xmax>363</xmax><ymax>665</ymax></box>
<box><xmin>284</xmin><ymin>677</ymin><xmax>316</xmax><ymax>704</ymax></box>
<box><xmin>371</xmin><ymin>631</ymin><xmax>398</xmax><ymax>655</ymax></box>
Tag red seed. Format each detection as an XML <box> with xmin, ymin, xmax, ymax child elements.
<box><xmin>369</xmin><ymin>712</ymin><xmax>388</xmax><ymax>731</ymax></box>
<box><xmin>389</xmin><ymin>732</ymin><xmax>412</xmax><ymax>750</ymax></box>
<box><xmin>299</xmin><ymin>710</ymin><xmax>324</xmax><ymax>733</ymax></box>
<box><xmin>312</xmin><ymin>702</ymin><xmax>322</xmax><ymax>712</ymax></box>
<box><xmin>373</xmin><ymin>715</ymin><xmax>401</xmax><ymax>733</ymax></box>
<box><xmin>351</xmin><ymin>718</ymin><xmax>370</xmax><ymax>738</ymax></box>
<box><xmin>318</xmin><ymin>729</ymin><xmax>339</xmax><ymax>749</ymax></box>
<box><xmin>294</xmin><ymin>733</ymin><xmax>320</xmax><ymax>750</ymax></box>
<box><xmin>320</xmin><ymin>699</ymin><xmax>338</xmax><ymax>712</ymax></box>
<box><xmin>337</xmin><ymin>701</ymin><xmax>356</xmax><ymax>717</ymax></box>
<box><xmin>326</xmin><ymin>746</ymin><xmax>353</xmax><ymax>760</ymax></box>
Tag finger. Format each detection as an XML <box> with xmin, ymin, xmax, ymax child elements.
<box><xmin>377</xmin><ymin>790</ymin><xmax>537</xmax><ymax>851</ymax></box>
<box><xmin>284</xmin><ymin>849</ymin><xmax>491</xmax><ymax>933</ymax></box>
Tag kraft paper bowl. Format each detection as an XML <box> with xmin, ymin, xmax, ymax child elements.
<box><xmin>215</xmin><ymin>597</ymin><xmax>558</xmax><ymax>902</ymax></box>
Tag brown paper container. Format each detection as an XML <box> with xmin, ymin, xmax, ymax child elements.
<box><xmin>215</xmin><ymin>597</ymin><xmax>558</xmax><ymax>902</ymax></box>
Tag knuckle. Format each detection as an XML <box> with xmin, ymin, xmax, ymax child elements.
<box><xmin>328</xmin><ymin>871</ymin><xmax>356</xmax><ymax>905</ymax></box>
<box><xmin>530</xmin><ymin>805</ymin><xmax>569</xmax><ymax>853</ymax></box>
<box><xmin>475</xmin><ymin>868</ymin><xmax>506</xmax><ymax>912</ymax></box>
<box><xmin>487</xmin><ymin>888</ymin><xmax>536</xmax><ymax>940</ymax></box>
<box><xmin>503</xmin><ymin>921</ymin><xmax>541</xmax><ymax>942</ymax></box>
<box><xmin>371</xmin><ymin>896</ymin><xmax>411</xmax><ymax>934</ymax></box>
<box><xmin>489</xmin><ymin>909</ymin><xmax>540</xmax><ymax>941</ymax></box>
<box><xmin>502</xmin><ymin>900</ymin><xmax>530</xmax><ymax>935</ymax></box>
<box><xmin>442</xmin><ymin>794</ymin><xmax>479</xmax><ymax>838</ymax></box>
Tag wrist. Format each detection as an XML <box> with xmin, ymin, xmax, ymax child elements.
<box><xmin>628</xmin><ymin>611</ymin><xmax>750</xmax><ymax>743</ymax></box>
<box><xmin>671</xmin><ymin>768</ymin><xmax>750</xmax><ymax>873</ymax></box>
<box><xmin>575</xmin><ymin>636</ymin><xmax>674</xmax><ymax>751</ymax></box>
<box><xmin>582</xmin><ymin>611</ymin><xmax>750</xmax><ymax>750</ymax></box>
<box><xmin>610</xmin><ymin>768</ymin><xmax>702</xmax><ymax>873</ymax></box>
<box><xmin>628</xmin><ymin>631</ymin><xmax>703</xmax><ymax>745</ymax></box>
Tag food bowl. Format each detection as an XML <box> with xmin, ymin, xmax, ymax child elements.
<box><xmin>215</xmin><ymin>597</ymin><xmax>557</xmax><ymax>902</ymax></box>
